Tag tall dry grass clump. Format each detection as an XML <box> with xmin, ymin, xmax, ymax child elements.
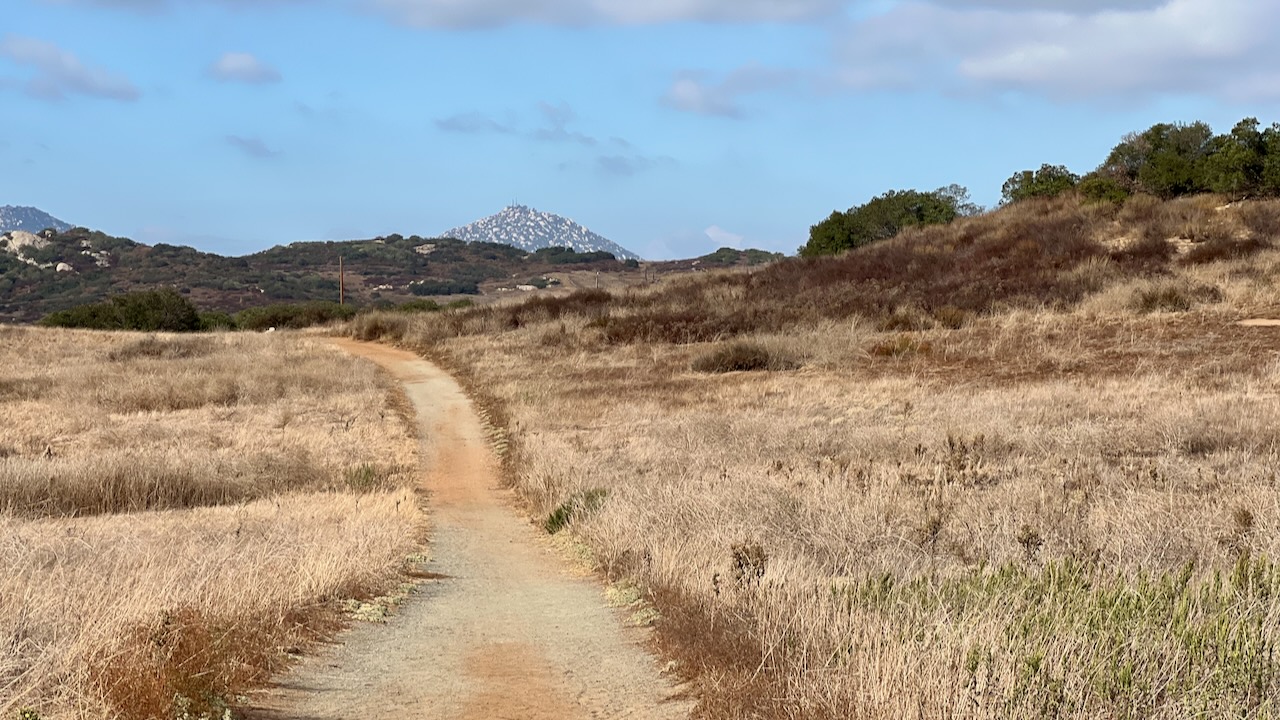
<box><xmin>353</xmin><ymin>195</ymin><xmax>1280</xmax><ymax>718</ymax></box>
<box><xmin>0</xmin><ymin>328</ymin><xmax>424</xmax><ymax>720</ymax></box>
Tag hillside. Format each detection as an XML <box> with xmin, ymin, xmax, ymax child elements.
<box><xmin>350</xmin><ymin>192</ymin><xmax>1280</xmax><ymax>718</ymax></box>
<box><xmin>0</xmin><ymin>229</ymin><xmax>635</xmax><ymax>323</ymax></box>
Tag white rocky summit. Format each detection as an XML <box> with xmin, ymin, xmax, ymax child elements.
<box><xmin>0</xmin><ymin>205</ymin><xmax>72</xmax><ymax>234</ymax></box>
<box><xmin>442</xmin><ymin>205</ymin><xmax>640</xmax><ymax>260</ymax></box>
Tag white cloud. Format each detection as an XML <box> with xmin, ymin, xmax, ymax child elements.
<box><xmin>704</xmin><ymin>224</ymin><xmax>744</xmax><ymax>248</ymax></box>
<box><xmin>364</xmin><ymin>0</ymin><xmax>844</xmax><ymax>27</ymax></box>
<box><xmin>209</xmin><ymin>52</ymin><xmax>281</xmax><ymax>84</ymax></box>
<box><xmin>835</xmin><ymin>0</ymin><xmax>1280</xmax><ymax>102</ymax></box>
<box><xmin>662</xmin><ymin>64</ymin><xmax>800</xmax><ymax>117</ymax></box>
<box><xmin>0</xmin><ymin>35</ymin><xmax>140</xmax><ymax>102</ymax></box>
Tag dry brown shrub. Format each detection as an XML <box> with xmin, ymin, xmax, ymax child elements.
<box><xmin>691</xmin><ymin>342</ymin><xmax>797</xmax><ymax>373</ymax></box>
<box><xmin>351</xmin><ymin>311</ymin><xmax>410</xmax><ymax>342</ymax></box>
<box><xmin>1236</xmin><ymin>200</ymin><xmax>1280</xmax><ymax>240</ymax></box>
<box><xmin>106</xmin><ymin>335</ymin><xmax>215</xmax><ymax>362</ymax></box>
<box><xmin>1130</xmin><ymin>280</ymin><xmax>1223</xmax><ymax>313</ymax></box>
<box><xmin>1181</xmin><ymin>234</ymin><xmax>1272</xmax><ymax>265</ymax></box>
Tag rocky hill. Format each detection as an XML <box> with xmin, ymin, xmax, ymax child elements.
<box><xmin>443</xmin><ymin>205</ymin><xmax>640</xmax><ymax>260</ymax></box>
<box><xmin>0</xmin><ymin>206</ymin><xmax>72</xmax><ymax>234</ymax></box>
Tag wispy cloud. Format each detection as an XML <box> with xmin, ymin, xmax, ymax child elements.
<box><xmin>595</xmin><ymin>153</ymin><xmax>676</xmax><ymax>178</ymax></box>
<box><xmin>41</xmin><ymin>0</ymin><xmax>304</xmax><ymax>11</ymax></box>
<box><xmin>434</xmin><ymin>111</ymin><xmax>515</xmax><ymax>134</ymax></box>
<box><xmin>0</xmin><ymin>35</ymin><xmax>140</xmax><ymax>102</ymax></box>
<box><xmin>364</xmin><ymin>0</ymin><xmax>844</xmax><ymax>28</ymax></box>
<box><xmin>662</xmin><ymin>64</ymin><xmax>800</xmax><ymax>118</ymax></box>
<box><xmin>532</xmin><ymin>101</ymin><xmax>596</xmax><ymax>146</ymax></box>
<box><xmin>209</xmin><ymin>52</ymin><xmax>281</xmax><ymax>84</ymax></box>
<box><xmin>225</xmin><ymin>134</ymin><xmax>279</xmax><ymax>159</ymax></box>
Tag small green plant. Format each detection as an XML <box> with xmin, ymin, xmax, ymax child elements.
<box><xmin>543</xmin><ymin>488</ymin><xmax>609</xmax><ymax>534</ymax></box>
<box><xmin>18</xmin><ymin>709</ymin><xmax>42</xmax><ymax>720</ymax></box>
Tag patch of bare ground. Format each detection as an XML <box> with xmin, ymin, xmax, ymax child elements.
<box><xmin>0</xmin><ymin>328</ymin><xmax>424</xmax><ymax>720</ymax></box>
<box><xmin>345</xmin><ymin>195</ymin><xmax>1280</xmax><ymax>718</ymax></box>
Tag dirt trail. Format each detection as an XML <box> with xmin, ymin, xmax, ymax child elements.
<box><xmin>248</xmin><ymin>339</ymin><xmax>690</xmax><ymax>720</ymax></box>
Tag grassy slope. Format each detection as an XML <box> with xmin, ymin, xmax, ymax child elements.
<box><xmin>350</xmin><ymin>193</ymin><xmax>1280</xmax><ymax>718</ymax></box>
<box><xmin>0</xmin><ymin>329</ymin><xmax>424</xmax><ymax>720</ymax></box>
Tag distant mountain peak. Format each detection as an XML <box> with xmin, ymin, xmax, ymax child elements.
<box><xmin>442</xmin><ymin>205</ymin><xmax>640</xmax><ymax>260</ymax></box>
<box><xmin>0</xmin><ymin>206</ymin><xmax>73</xmax><ymax>235</ymax></box>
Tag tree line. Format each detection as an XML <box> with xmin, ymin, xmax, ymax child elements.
<box><xmin>802</xmin><ymin>117</ymin><xmax>1280</xmax><ymax>257</ymax></box>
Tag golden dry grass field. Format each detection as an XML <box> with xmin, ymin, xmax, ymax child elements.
<box><xmin>351</xmin><ymin>196</ymin><xmax>1280</xmax><ymax>719</ymax></box>
<box><xmin>0</xmin><ymin>329</ymin><xmax>424</xmax><ymax>720</ymax></box>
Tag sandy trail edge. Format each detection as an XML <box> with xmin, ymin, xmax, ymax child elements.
<box><xmin>246</xmin><ymin>339</ymin><xmax>690</xmax><ymax>720</ymax></box>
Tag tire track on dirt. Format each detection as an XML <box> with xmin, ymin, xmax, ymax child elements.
<box><xmin>247</xmin><ymin>339</ymin><xmax>690</xmax><ymax>720</ymax></box>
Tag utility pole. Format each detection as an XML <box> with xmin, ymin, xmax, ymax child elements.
<box><xmin>339</xmin><ymin>255</ymin><xmax>345</xmax><ymax>305</ymax></box>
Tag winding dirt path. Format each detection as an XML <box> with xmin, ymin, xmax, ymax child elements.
<box><xmin>248</xmin><ymin>339</ymin><xmax>690</xmax><ymax>720</ymax></box>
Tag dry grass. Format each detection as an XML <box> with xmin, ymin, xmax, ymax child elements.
<box><xmin>348</xmin><ymin>195</ymin><xmax>1280</xmax><ymax>718</ymax></box>
<box><xmin>0</xmin><ymin>328</ymin><xmax>424</xmax><ymax>720</ymax></box>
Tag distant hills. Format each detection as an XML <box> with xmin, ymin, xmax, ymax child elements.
<box><xmin>0</xmin><ymin>227</ymin><xmax>643</xmax><ymax>323</ymax></box>
<box><xmin>443</xmin><ymin>205</ymin><xmax>640</xmax><ymax>260</ymax></box>
<box><xmin>0</xmin><ymin>205</ymin><xmax>779</xmax><ymax>324</ymax></box>
<box><xmin>0</xmin><ymin>206</ymin><xmax>73</xmax><ymax>234</ymax></box>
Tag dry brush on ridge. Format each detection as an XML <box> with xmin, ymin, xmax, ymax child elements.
<box><xmin>349</xmin><ymin>194</ymin><xmax>1280</xmax><ymax>719</ymax></box>
<box><xmin>0</xmin><ymin>329</ymin><xmax>425</xmax><ymax>720</ymax></box>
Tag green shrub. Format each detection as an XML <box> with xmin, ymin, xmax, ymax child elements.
<box><xmin>801</xmin><ymin>187</ymin><xmax>970</xmax><ymax>257</ymax></box>
<box><xmin>39</xmin><ymin>288</ymin><xmax>200</xmax><ymax>332</ymax></box>
<box><xmin>410</xmin><ymin>280</ymin><xmax>479</xmax><ymax>296</ymax></box>
<box><xmin>1078</xmin><ymin>175</ymin><xmax>1131</xmax><ymax>204</ymax></box>
<box><xmin>396</xmin><ymin>299</ymin><xmax>440</xmax><ymax>313</ymax></box>
<box><xmin>534</xmin><ymin>247</ymin><xmax>617</xmax><ymax>264</ymax></box>
<box><xmin>234</xmin><ymin>301</ymin><xmax>357</xmax><ymax>331</ymax></box>
<box><xmin>198</xmin><ymin>311</ymin><xmax>236</xmax><ymax>331</ymax></box>
<box><xmin>1001</xmin><ymin>164</ymin><xmax>1080</xmax><ymax>205</ymax></box>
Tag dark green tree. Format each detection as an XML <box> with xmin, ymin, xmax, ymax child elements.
<box><xmin>1000</xmin><ymin>164</ymin><xmax>1081</xmax><ymax>204</ymax></box>
<box><xmin>799</xmin><ymin>187</ymin><xmax>966</xmax><ymax>257</ymax></box>
<box><xmin>1203</xmin><ymin>118</ymin><xmax>1265</xmax><ymax>197</ymax></box>
<box><xmin>1101</xmin><ymin>121</ymin><xmax>1214</xmax><ymax>198</ymax></box>
<box><xmin>1261</xmin><ymin>123</ymin><xmax>1280</xmax><ymax>196</ymax></box>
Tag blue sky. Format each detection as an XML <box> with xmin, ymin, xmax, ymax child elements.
<box><xmin>2</xmin><ymin>0</ymin><xmax>1278</xmax><ymax>259</ymax></box>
